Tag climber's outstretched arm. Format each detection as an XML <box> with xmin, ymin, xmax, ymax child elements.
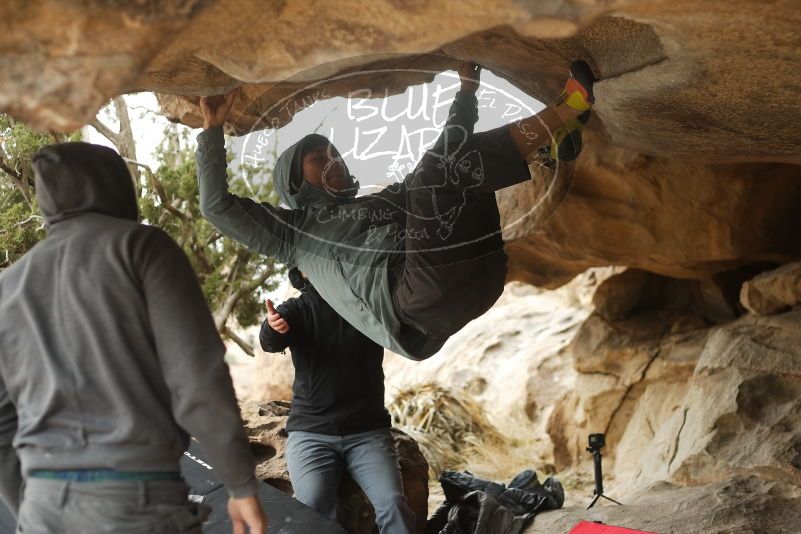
<box><xmin>428</xmin><ymin>62</ymin><xmax>482</xmax><ymax>155</ymax></box>
<box><xmin>196</xmin><ymin>91</ymin><xmax>295</xmax><ymax>262</ymax></box>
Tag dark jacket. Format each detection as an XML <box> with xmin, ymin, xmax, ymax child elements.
<box><xmin>197</xmin><ymin>90</ymin><xmax>481</xmax><ymax>360</ymax></box>
<box><xmin>0</xmin><ymin>143</ymin><xmax>258</xmax><ymax>515</ymax></box>
<box><xmin>426</xmin><ymin>470</ymin><xmax>565</xmax><ymax>534</ymax></box>
<box><xmin>259</xmin><ymin>282</ymin><xmax>391</xmax><ymax>435</ymax></box>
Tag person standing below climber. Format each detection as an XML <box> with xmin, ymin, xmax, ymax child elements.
<box><xmin>197</xmin><ymin>60</ymin><xmax>595</xmax><ymax>361</ymax></box>
<box><xmin>260</xmin><ymin>268</ymin><xmax>415</xmax><ymax>534</ymax></box>
<box><xmin>0</xmin><ymin>142</ymin><xmax>267</xmax><ymax>533</ymax></box>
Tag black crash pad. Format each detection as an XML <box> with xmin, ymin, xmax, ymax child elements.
<box><xmin>181</xmin><ymin>440</ymin><xmax>346</xmax><ymax>533</ymax></box>
<box><xmin>0</xmin><ymin>442</ymin><xmax>345</xmax><ymax>534</ymax></box>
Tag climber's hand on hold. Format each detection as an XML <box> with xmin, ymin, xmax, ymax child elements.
<box><xmin>200</xmin><ymin>88</ymin><xmax>239</xmax><ymax>130</ymax></box>
<box><xmin>458</xmin><ymin>61</ymin><xmax>481</xmax><ymax>93</ymax></box>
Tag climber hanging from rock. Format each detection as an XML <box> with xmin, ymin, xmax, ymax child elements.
<box><xmin>195</xmin><ymin>60</ymin><xmax>595</xmax><ymax>360</ymax></box>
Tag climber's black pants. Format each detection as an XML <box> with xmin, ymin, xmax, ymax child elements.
<box><xmin>392</xmin><ymin>124</ymin><xmax>531</xmax><ymax>338</ymax></box>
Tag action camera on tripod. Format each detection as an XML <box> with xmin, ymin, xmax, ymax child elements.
<box><xmin>586</xmin><ymin>433</ymin><xmax>623</xmax><ymax>509</ymax></box>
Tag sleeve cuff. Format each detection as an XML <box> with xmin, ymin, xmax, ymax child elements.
<box><xmin>227</xmin><ymin>476</ymin><xmax>260</xmax><ymax>499</ymax></box>
<box><xmin>197</xmin><ymin>126</ymin><xmax>225</xmax><ymax>149</ymax></box>
<box><xmin>454</xmin><ymin>89</ymin><xmax>478</xmax><ymax>107</ymax></box>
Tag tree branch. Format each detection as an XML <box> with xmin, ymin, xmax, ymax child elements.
<box><xmin>112</xmin><ymin>96</ymin><xmax>141</xmax><ymax>189</ymax></box>
<box><xmin>125</xmin><ymin>158</ymin><xmax>214</xmax><ymax>273</ymax></box>
<box><xmin>213</xmin><ymin>268</ymin><xmax>272</xmax><ymax>333</ymax></box>
<box><xmin>215</xmin><ymin>266</ymin><xmax>274</xmax><ymax>355</ymax></box>
<box><xmin>89</xmin><ymin>117</ymin><xmax>120</xmax><ymax>146</ymax></box>
<box><xmin>9</xmin><ymin>214</ymin><xmax>43</xmax><ymax>229</ymax></box>
<box><xmin>125</xmin><ymin>158</ymin><xmax>188</xmax><ymax>222</ymax></box>
<box><xmin>215</xmin><ymin>289</ymin><xmax>241</xmax><ymax>332</ymax></box>
<box><xmin>206</xmin><ymin>231</ymin><xmax>223</xmax><ymax>246</ymax></box>
<box><xmin>0</xmin><ymin>147</ymin><xmax>33</xmax><ymax>206</ymax></box>
<box><xmin>222</xmin><ymin>326</ymin><xmax>255</xmax><ymax>357</ymax></box>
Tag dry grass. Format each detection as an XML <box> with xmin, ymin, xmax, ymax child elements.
<box><xmin>387</xmin><ymin>382</ymin><xmax>510</xmax><ymax>480</ymax></box>
<box><xmin>388</xmin><ymin>382</ymin><xmax>585</xmax><ymax>513</ymax></box>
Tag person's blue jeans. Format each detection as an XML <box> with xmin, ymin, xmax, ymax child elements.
<box><xmin>285</xmin><ymin>428</ymin><xmax>415</xmax><ymax>534</ymax></box>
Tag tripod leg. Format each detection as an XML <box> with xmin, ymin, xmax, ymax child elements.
<box><xmin>586</xmin><ymin>494</ymin><xmax>601</xmax><ymax>510</ymax></box>
<box><xmin>601</xmin><ymin>494</ymin><xmax>623</xmax><ymax>506</ymax></box>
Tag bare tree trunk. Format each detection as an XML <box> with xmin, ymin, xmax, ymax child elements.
<box><xmin>90</xmin><ymin>96</ymin><xmax>140</xmax><ymax>196</ymax></box>
<box><xmin>113</xmin><ymin>96</ymin><xmax>141</xmax><ymax>194</ymax></box>
<box><xmin>0</xmin><ymin>146</ymin><xmax>33</xmax><ymax>208</ymax></box>
<box><xmin>214</xmin><ymin>268</ymin><xmax>271</xmax><ymax>344</ymax></box>
<box><xmin>162</xmin><ymin>123</ymin><xmax>183</xmax><ymax>168</ymax></box>
<box><xmin>223</xmin><ymin>326</ymin><xmax>255</xmax><ymax>357</ymax></box>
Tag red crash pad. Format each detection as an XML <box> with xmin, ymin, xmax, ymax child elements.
<box><xmin>568</xmin><ymin>521</ymin><xmax>655</xmax><ymax>534</ymax></box>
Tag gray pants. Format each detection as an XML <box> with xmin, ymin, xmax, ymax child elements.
<box><xmin>16</xmin><ymin>478</ymin><xmax>209</xmax><ymax>533</ymax></box>
<box><xmin>286</xmin><ymin>428</ymin><xmax>415</xmax><ymax>534</ymax></box>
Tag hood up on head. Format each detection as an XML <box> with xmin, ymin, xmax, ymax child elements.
<box><xmin>272</xmin><ymin>133</ymin><xmax>359</xmax><ymax>209</ymax></box>
<box><xmin>32</xmin><ymin>142</ymin><xmax>139</xmax><ymax>225</ymax></box>
<box><xmin>288</xmin><ymin>266</ymin><xmax>312</xmax><ymax>293</ymax></box>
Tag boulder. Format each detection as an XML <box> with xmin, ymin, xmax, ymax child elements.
<box><xmin>546</xmin><ymin>308</ymin><xmax>709</xmax><ymax>471</ymax></box>
<box><xmin>0</xmin><ymin>0</ymin><xmax>594</xmax><ymax>132</ymax></box>
<box><xmin>240</xmin><ymin>400</ymin><xmax>429</xmax><ymax>534</ymax></box>
<box><xmin>500</xmin><ymin>130</ymin><xmax>801</xmax><ymax>288</ymax></box>
<box><xmin>3</xmin><ymin>2</ymin><xmax>801</xmax><ymax>287</ymax></box>
<box><xmin>741</xmin><ymin>261</ymin><xmax>801</xmax><ymax>316</ymax></box>
<box><xmin>5</xmin><ymin>1</ymin><xmax>801</xmax><ymax>166</ymax></box>
<box><xmin>591</xmin><ymin>269</ymin><xmax>652</xmax><ymax>321</ymax></box>
<box><xmin>548</xmin><ymin>276</ymin><xmax>801</xmax><ymax>496</ymax></box>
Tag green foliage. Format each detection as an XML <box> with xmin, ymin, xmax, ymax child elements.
<box><xmin>0</xmin><ymin>116</ymin><xmax>80</xmax><ymax>267</ymax></box>
<box><xmin>138</xmin><ymin>124</ymin><xmax>284</xmax><ymax>331</ymax></box>
<box><xmin>0</xmin><ymin>194</ymin><xmax>44</xmax><ymax>266</ymax></box>
<box><xmin>1</xmin><ymin>112</ymin><xmax>283</xmax><ymax>345</ymax></box>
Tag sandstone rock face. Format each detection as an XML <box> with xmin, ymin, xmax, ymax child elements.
<box><xmin>240</xmin><ymin>400</ymin><xmax>429</xmax><ymax>534</ymax></box>
<box><xmin>740</xmin><ymin>261</ymin><xmax>801</xmax><ymax>316</ymax></box>
<box><xmin>0</xmin><ymin>0</ymin><xmax>592</xmax><ymax>132</ymax></box>
<box><xmin>3</xmin><ymin>2</ymin><xmax>801</xmax><ymax>287</ymax></box>
<box><xmin>5</xmin><ymin>1</ymin><xmax>801</xmax><ymax>165</ymax></box>
<box><xmin>239</xmin><ymin>400</ymin><xmax>295</xmax><ymax>494</ymax></box>
<box><xmin>500</xmin><ymin>130</ymin><xmax>801</xmax><ymax>288</ymax></box>
<box><xmin>382</xmin><ymin>279</ymin><xmax>594</xmax><ymax>458</ymax></box>
<box><xmin>5</xmin><ymin>2</ymin><xmax>801</xmax><ymax>530</ymax></box>
<box><xmin>528</xmin><ymin>476</ymin><xmax>801</xmax><ymax>534</ymax></box>
<box><xmin>546</xmin><ymin>269</ymin><xmax>801</xmax><ymax>506</ymax></box>
<box><xmin>232</xmin><ymin>271</ymin><xmax>801</xmax><ymax>529</ymax></box>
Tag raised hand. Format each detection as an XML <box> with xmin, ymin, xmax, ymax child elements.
<box><xmin>200</xmin><ymin>88</ymin><xmax>239</xmax><ymax>130</ymax></box>
<box><xmin>266</xmin><ymin>299</ymin><xmax>290</xmax><ymax>334</ymax></box>
<box><xmin>457</xmin><ymin>61</ymin><xmax>481</xmax><ymax>93</ymax></box>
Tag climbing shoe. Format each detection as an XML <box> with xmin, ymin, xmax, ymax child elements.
<box><xmin>544</xmin><ymin>109</ymin><xmax>591</xmax><ymax>162</ymax></box>
<box><xmin>555</xmin><ymin>60</ymin><xmax>596</xmax><ymax>112</ymax></box>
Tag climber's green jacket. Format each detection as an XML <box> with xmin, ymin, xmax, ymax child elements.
<box><xmin>196</xmin><ymin>90</ymin><xmax>479</xmax><ymax>360</ymax></box>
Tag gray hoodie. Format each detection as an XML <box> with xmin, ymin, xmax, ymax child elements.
<box><xmin>0</xmin><ymin>142</ymin><xmax>258</xmax><ymax>515</ymax></box>
<box><xmin>196</xmin><ymin>90</ymin><xmax>481</xmax><ymax>360</ymax></box>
